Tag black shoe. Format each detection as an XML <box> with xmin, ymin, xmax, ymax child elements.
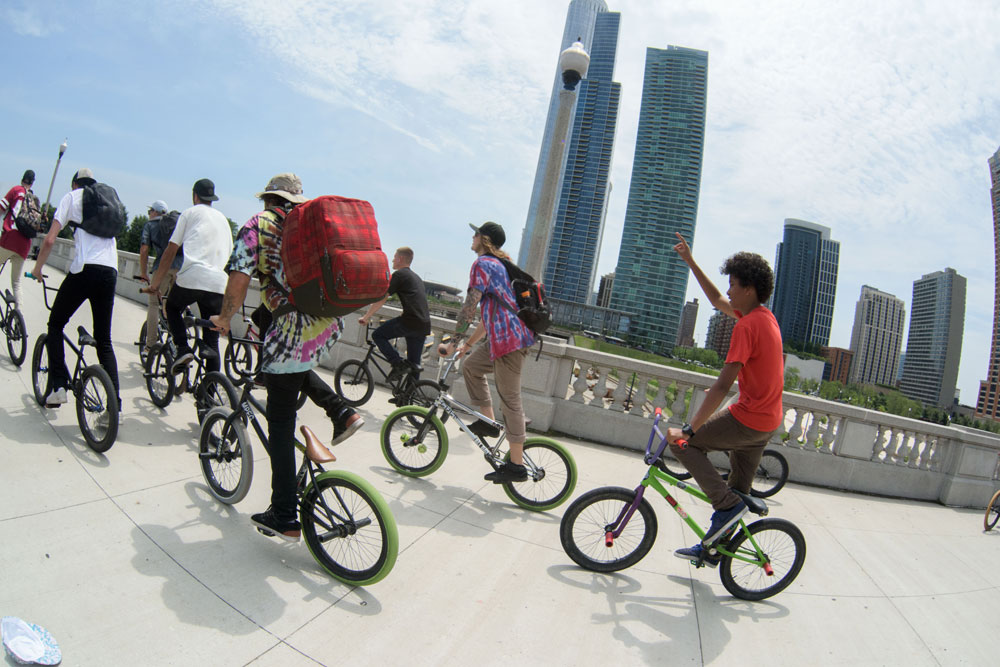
<box><xmin>386</xmin><ymin>360</ymin><xmax>409</xmax><ymax>384</ymax></box>
<box><xmin>251</xmin><ymin>507</ymin><xmax>301</xmax><ymax>542</ymax></box>
<box><xmin>484</xmin><ymin>462</ymin><xmax>528</xmax><ymax>484</ymax></box>
<box><xmin>468</xmin><ymin>419</ymin><xmax>501</xmax><ymax>439</ymax></box>
<box><xmin>170</xmin><ymin>351</ymin><xmax>195</xmax><ymax>375</ymax></box>
<box><xmin>331</xmin><ymin>411</ymin><xmax>364</xmax><ymax>447</ymax></box>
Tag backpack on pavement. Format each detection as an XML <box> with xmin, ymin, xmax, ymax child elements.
<box><xmin>70</xmin><ymin>182</ymin><xmax>127</xmax><ymax>238</ymax></box>
<box><xmin>276</xmin><ymin>195</ymin><xmax>390</xmax><ymax>318</ymax></box>
<box><xmin>13</xmin><ymin>191</ymin><xmax>43</xmax><ymax>239</ymax></box>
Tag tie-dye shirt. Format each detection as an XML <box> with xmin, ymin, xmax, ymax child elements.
<box><xmin>470</xmin><ymin>255</ymin><xmax>534</xmax><ymax>360</ymax></box>
<box><xmin>227</xmin><ymin>209</ymin><xmax>341</xmax><ymax>374</ymax></box>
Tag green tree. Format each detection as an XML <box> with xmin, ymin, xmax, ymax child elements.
<box><xmin>784</xmin><ymin>366</ymin><xmax>800</xmax><ymax>391</ymax></box>
<box><xmin>117</xmin><ymin>214</ymin><xmax>147</xmax><ymax>254</ymax></box>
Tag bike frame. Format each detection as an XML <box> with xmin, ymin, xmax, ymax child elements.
<box><xmin>607</xmin><ymin>411</ymin><xmax>774</xmax><ymax>571</ymax></box>
<box><xmin>218</xmin><ymin>383</ymin><xmax>372</xmax><ymax>534</ymax></box>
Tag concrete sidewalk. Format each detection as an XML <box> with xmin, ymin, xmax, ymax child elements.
<box><xmin>1</xmin><ymin>272</ymin><xmax>999</xmax><ymax>666</ymax></box>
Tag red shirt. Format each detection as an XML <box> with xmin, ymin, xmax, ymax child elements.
<box><xmin>0</xmin><ymin>185</ymin><xmax>32</xmax><ymax>259</ymax></box>
<box><xmin>726</xmin><ymin>306</ymin><xmax>784</xmax><ymax>431</ymax></box>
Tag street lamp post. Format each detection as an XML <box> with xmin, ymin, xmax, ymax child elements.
<box><xmin>523</xmin><ymin>41</ymin><xmax>589</xmax><ymax>281</ymax></box>
<box><xmin>43</xmin><ymin>139</ymin><xmax>68</xmax><ymax>215</ymax></box>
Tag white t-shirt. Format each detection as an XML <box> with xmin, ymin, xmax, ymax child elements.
<box><xmin>170</xmin><ymin>204</ymin><xmax>233</xmax><ymax>293</ymax></box>
<box><xmin>53</xmin><ymin>189</ymin><xmax>118</xmax><ymax>274</ymax></box>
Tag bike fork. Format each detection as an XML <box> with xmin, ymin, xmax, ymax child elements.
<box><xmin>605</xmin><ymin>485</ymin><xmax>647</xmax><ymax>547</ymax></box>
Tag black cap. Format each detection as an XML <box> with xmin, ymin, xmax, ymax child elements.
<box><xmin>193</xmin><ymin>178</ymin><xmax>219</xmax><ymax>202</ymax></box>
<box><xmin>21</xmin><ymin>170</ymin><xmax>35</xmax><ymax>185</ymax></box>
<box><xmin>469</xmin><ymin>221</ymin><xmax>506</xmax><ymax>248</ymax></box>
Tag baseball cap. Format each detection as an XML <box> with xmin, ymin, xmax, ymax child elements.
<box><xmin>192</xmin><ymin>178</ymin><xmax>219</xmax><ymax>202</ymax></box>
<box><xmin>148</xmin><ymin>200</ymin><xmax>168</xmax><ymax>214</ymax></box>
<box><xmin>469</xmin><ymin>221</ymin><xmax>506</xmax><ymax>248</ymax></box>
<box><xmin>72</xmin><ymin>168</ymin><xmax>95</xmax><ymax>185</ymax></box>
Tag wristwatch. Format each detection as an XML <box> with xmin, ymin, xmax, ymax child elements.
<box><xmin>681</xmin><ymin>423</ymin><xmax>696</xmax><ymax>438</ymax></box>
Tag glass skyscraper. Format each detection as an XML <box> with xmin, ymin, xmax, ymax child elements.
<box><xmin>543</xmin><ymin>11</ymin><xmax>621</xmax><ymax>304</ymax></box>
<box><xmin>771</xmin><ymin>219</ymin><xmax>840</xmax><ymax>347</ymax></box>
<box><xmin>976</xmin><ymin>146</ymin><xmax>1000</xmax><ymax>420</ymax></box>
<box><xmin>900</xmin><ymin>268</ymin><xmax>966</xmax><ymax>408</ymax></box>
<box><xmin>517</xmin><ymin>0</ymin><xmax>608</xmax><ymax>266</ymax></box>
<box><xmin>609</xmin><ymin>46</ymin><xmax>708</xmax><ymax>352</ymax></box>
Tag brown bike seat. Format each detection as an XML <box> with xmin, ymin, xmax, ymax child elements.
<box><xmin>300</xmin><ymin>425</ymin><xmax>336</xmax><ymax>463</ymax></box>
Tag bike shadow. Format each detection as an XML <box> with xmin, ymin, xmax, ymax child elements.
<box><xmin>129</xmin><ymin>481</ymin><xmax>385</xmax><ymax>634</ymax></box>
<box><xmin>547</xmin><ymin>565</ymin><xmax>789</xmax><ymax>664</ymax></box>
<box><xmin>12</xmin><ymin>394</ymin><xmax>113</xmax><ymax>468</ymax></box>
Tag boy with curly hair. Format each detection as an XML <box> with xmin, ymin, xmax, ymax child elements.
<box><xmin>668</xmin><ymin>232</ymin><xmax>784</xmax><ymax>566</ymax></box>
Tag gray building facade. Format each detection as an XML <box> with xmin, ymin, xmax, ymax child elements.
<box><xmin>900</xmin><ymin>268</ymin><xmax>966</xmax><ymax>408</ymax></box>
<box><xmin>849</xmin><ymin>285</ymin><xmax>906</xmax><ymax>386</ymax></box>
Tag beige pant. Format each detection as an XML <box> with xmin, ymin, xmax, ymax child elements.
<box><xmin>461</xmin><ymin>342</ymin><xmax>528</xmax><ymax>442</ymax></box>
<box><xmin>145</xmin><ymin>269</ymin><xmax>177</xmax><ymax>349</ymax></box>
<box><xmin>0</xmin><ymin>247</ymin><xmax>24</xmax><ymax>308</ymax></box>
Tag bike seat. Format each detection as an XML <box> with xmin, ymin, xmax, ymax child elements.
<box><xmin>300</xmin><ymin>425</ymin><xmax>336</xmax><ymax>464</ymax></box>
<box><xmin>77</xmin><ymin>325</ymin><xmax>97</xmax><ymax>348</ymax></box>
<box><xmin>2</xmin><ymin>289</ymin><xmax>14</xmax><ymax>305</ymax></box>
<box><xmin>733</xmin><ymin>489</ymin><xmax>768</xmax><ymax>516</ymax></box>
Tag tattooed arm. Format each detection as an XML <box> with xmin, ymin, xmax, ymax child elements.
<box><xmin>209</xmin><ymin>271</ymin><xmax>252</xmax><ymax>336</ymax></box>
<box><xmin>453</xmin><ymin>287</ymin><xmax>483</xmax><ymax>343</ymax></box>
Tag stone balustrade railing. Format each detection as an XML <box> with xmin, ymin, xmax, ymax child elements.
<box><xmin>46</xmin><ymin>240</ymin><xmax>1000</xmax><ymax>508</ymax></box>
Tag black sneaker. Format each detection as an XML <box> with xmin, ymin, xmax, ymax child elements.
<box><xmin>386</xmin><ymin>360</ymin><xmax>409</xmax><ymax>384</ymax></box>
<box><xmin>468</xmin><ymin>419</ymin><xmax>501</xmax><ymax>439</ymax></box>
<box><xmin>484</xmin><ymin>462</ymin><xmax>528</xmax><ymax>484</ymax></box>
<box><xmin>331</xmin><ymin>411</ymin><xmax>364</xmax><ymax>447</ymax></box>
<box><xmin>251</xmin><ymin>507</ymin><xmax>301</xmax><ymax>542</ymax></box>
<box><xmin>170</xmin><ymin>351</ymin><xmax>195</xmax><ymax>375</ymax></box>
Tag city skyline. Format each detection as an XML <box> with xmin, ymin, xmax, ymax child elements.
<box><xmin>1</xmin><ymin>1</ymin><xmax>998</xmax><ymax>407</ymax></box>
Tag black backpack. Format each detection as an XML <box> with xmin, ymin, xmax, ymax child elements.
<box><xmin>70</xmin><ymin>183</ymin><xmax>126</xmax><ymax>238</ymax></box>
<box><xmin>149</xmin><ymin>210</ymin><xmax>181</xmax><ymax>252</ymax></box>
<box><xmin>491</xmin><ymin>256</ymin><xmax>552</xmax><ymax>335</ymax></box>
<box><xmin>13</xmin><ymin>190</ymin><xmax>43</xmax><ymax>239</ymax></box>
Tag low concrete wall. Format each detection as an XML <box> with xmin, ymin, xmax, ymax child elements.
<box><xmin>44</xmin><ymin>239</ymin><xmax>1000</xmax><ymax>508</ymax></box>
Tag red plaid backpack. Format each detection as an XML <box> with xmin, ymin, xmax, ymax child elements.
<box><xmin>276</xmin><ymin>196</ymin><xmax>390</xmax><ymax>318</ymax></box>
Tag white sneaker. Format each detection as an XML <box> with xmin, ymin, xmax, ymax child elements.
<box><xmin>45</xmin><ymin>387</ymin><xmax>68</xmax><ymax>407</ymax></box>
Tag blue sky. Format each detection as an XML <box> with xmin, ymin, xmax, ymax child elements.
<box><xmin>2</xmin><ymin>0</ymin><xmax>999</xmax><ymax>407</ymax></box>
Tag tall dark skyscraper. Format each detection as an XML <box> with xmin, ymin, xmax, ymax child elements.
<box><xmin>518</xmin><ymin>0</ymin><xmax>608</xmax><ymax>266</ymax></box>
<box><xmin>609</xmin><ymin>46</ymin><xmax>708</xmax><ymax>352</ymax></box>
<box><xmin>543</xmin><ymin>10</ymin><xmax>621</xmax><ymax>304</ymax></box>
<box><xmin>771</xmin><ymin>219</ymin><xmax>840</xmax><ymax>347</ymax></box>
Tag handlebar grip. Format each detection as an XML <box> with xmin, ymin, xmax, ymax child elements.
<box><xmin>192</xmin><ymin>318</ymin><xmax>216</xmax><ymax>329</ymax></box>
<box><xmin>675</xmin><ymin>438</ymin><xmax>689</xmax><ymax>450</ymax></box>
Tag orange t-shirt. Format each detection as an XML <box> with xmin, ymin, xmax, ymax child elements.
<box><xmin>726</xmin><ymin>307</ymin><xmax>784</xmax><ymax>432</ymax></box>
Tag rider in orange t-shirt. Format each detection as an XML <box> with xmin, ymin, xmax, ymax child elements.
<box><xmin>668</xmin><ymin>232</ymin><xmax>784</xmax><ymax>566</ymax></box>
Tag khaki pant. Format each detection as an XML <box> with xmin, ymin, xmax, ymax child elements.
<box><xmin>461</xmin><ymin>342</ymin><xmax>528</xmax><ymax>442</ymax></box>
<box><xmin>145</xmin><ymin>269</ymin><xmax>177</xmax><ymax>350</ymax></box>
<box><xmin>0</xmin><ymin>247</ymin><xmax>25</xmax><ymax>308</ymax></box>
<box><xmin>668</xmin><ymin>409</ymin><xmax>776</xmax><ymax>510</ymax></box>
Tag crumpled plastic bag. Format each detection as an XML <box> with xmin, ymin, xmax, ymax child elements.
<box><xmin>1</xmin><ymin>617</ymin><xmax>61</xmax><ymax>665</ymax></box>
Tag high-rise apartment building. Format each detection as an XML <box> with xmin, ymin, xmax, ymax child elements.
<box><xmin>705</xmin><ymin>309</ymin><xmax>736</xmax><ymax>357</ymax></box>
<box><xmin>596</xmin><ymin>272</ymin><xmax>614</xmax><ymax>308</ymax></box>
<box><xmin>518</xmin><ymin>0</ymin><xmax>608</xmax><ymax>266</ymax></box>
<box><xmin>848</xmin><ymin>285</ymin><xmax>906</xmax><ymax>386</ymax></box>
<box><xmin>900</xmin><ymin>268</ymin><xmax>966</xmax><ymax>408</ymax></box>
<box><xmin>543</xmin><ymin>10</ymin><xmax>622</xmax><ymax>304</ymax></box>
<box><xmin>771</xmin><ymin>219</ymin><xmax>840</xmax><ymax>347</ymax></box>
<box><xmin>676</xmin><ymin>298</ymin><xmax>698</xmax><ymax>348</ymax></box>
<box><xmin>821</xmin><ymin>346</ymin><xmax>853</xmax><ymax>384</ymax></box>
<box><xmin>976</xmin><ymin>147</ymin><xmax>1000</xmax><ymax>420</ymax></box>
<box><xmin>609</xmin><ymin>46</ymin><xmax>708</xmax><ymax>352</ymax></box>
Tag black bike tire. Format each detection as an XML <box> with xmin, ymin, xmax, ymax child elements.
<box><xmin>334</xmin><ymin>359</ymin><xmax>374</xmax><ymax>407</ymax></box>
<box><xmin>31</xmin><ymin>334</ymin><xmax>49</xmax><ymax>406</ymax></box>
<box><xmin>196</xmin><ymin>371</ymin><xmax>239</xmax><ymax>424</ymax></box>
<box><xmin>223</xmin><ymin>339</ymin><xmax>255</xmax><ymax>386</ymax></box>
<box><xmin>559</xmin><ymin>487</ymin><xmax>659</xmax><ymax>572</ymax></box>
<box><xmin>399</xmin><ymin>379</ymin><xmax>441</xmax><ymax>426</ymax></box>
<box><xmin>145</xmin><ymin>343</ymin><xmax>175</xmax><ymax>408</ymax></box>
<box><xmin>77</xmin><ymin>364</ymin><xmax>119</xmax><ymax>453</ymax></box>
<box><xmin>6</xmin><ymin>308</ymin><xmax>27</xmax><ymax>366</ymax></box>
<box><xmin>502</xmin><ymin>438</ymin><xmax>578</xmax><ymax>511</ymax></box>
<box><xmin>379</xmin><ymin>406</ymin><xmax>449</xmax><ymax>477</ymax></box>
<box><xmin>199</xmin><ymin>407</ymin><xmax>253</xmax><ymax>504</ymax></box>
<box><xmin>300</xmin><ymin>472</ymin><xmax>399</xmax><ymax>586</ymax></box>
<box><xmin>985</xmin><ymin>489</ymin><xmax>1000</xmax><ymax>531</ymax></box>
<box><xmin>750</xmin><ymin>450</ymin><xmax>789</xmax><ymax>498</ymax></box>
<box><xmin>719</xmin><ymin>518</ymin><xmax>806</xmax><ymax>601</ymax></box>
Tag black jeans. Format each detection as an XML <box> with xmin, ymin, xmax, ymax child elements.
<box><xmin>46</xmin><ymin>264</ymin><xmax>119</xmax><ymax>397</ymax></box>
<box><xmin>166</xmin><ymin>283</ymin><xmax>222</xmax><ymax>373</ymax></box>
<box><xmin>372</xmin><ymin>316</ymin><xmax>426</xmax><ymax>366</ymax></box>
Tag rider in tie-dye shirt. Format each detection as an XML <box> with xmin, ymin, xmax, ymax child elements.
<box><xmin>210</xmin><ymin>173</ymin><xmax>362</xmax><ymax>544</ymax></box>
